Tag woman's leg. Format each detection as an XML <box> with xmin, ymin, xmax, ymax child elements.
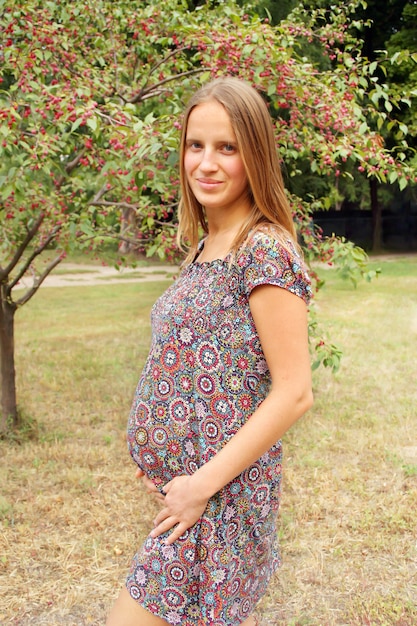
<box><xmin>106</xmin><ymin>586</ymin><xmax>169</xmax><ymax>626</ymax></box>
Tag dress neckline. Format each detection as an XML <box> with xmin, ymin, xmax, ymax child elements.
<box><xmin>192</xmin><ymin>255</ymin><xmax>231</xmax><ymax>267</ymax></box>
<box><xmin>192</xmin><ymin>240</ymin><xmax>232</xmax><ymax>266</ymax></box>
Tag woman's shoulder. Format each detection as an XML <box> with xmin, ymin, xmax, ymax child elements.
<box><xmin>237</xmin><ymin>224</ymin><xmax>302</xmax><ymax>265</ymax></box>
<box><xmin>235</xmin><ymin>224</ymin><xmax>312</xmax><ymax>302</ymax></box>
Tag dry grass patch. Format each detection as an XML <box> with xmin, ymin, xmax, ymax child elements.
<box><xmin>1</xmin><ymin>258</ymin><xmax>416</xmax><ymax>625</ymax></box>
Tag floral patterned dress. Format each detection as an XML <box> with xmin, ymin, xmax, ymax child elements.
<box><xmin>126</xmin><ymin>229</ymin><xmax>311</xmax><ymax>625</ymax></box>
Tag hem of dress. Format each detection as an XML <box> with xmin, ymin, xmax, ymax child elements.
<box><xmin>125</xmin><ymin>578</ymin><xmax>278</xmax><ymax>626</ymax></box>
<box><xmin>125</xmin><ymin>581</ymin><xmax>173</xmax><ymax>625</ymax></box>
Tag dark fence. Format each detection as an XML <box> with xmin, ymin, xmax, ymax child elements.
<box><xmin>313</xmin><ymin>209</ymin><xmax>417</xmax><ymax>251</ymax></box>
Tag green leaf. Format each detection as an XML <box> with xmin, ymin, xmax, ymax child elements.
<box><xmin>399</xmin><ymin>177</ymin><xmax>408</xmax><ymax>191</ymax></box>
<box><xmin>388</xmin><ymin>171</ymin><xmax>398</xmax><ymax>184</ymax></box>
<box><xmin>167</xmin><ymin>151</ymin><xmax>179</xmax><ymax>166</ymax></box>
<box><xmin>86</xmin><ymin>117</ymin><xmax>97</xmax><ymax>132</ymax></box>
<box><xmin>370</xmin><ymin>91</ymin><xmax>380</xmax><ymax>106</ymax></box>
<box><xmin>267</xmin><ymin>83</ymin><xmax>276</xmax><ymax>96</ymax></box>
<box><xmin>71</xmin><ymin>118</ymin><xmax>83</xmax><ymax>133</ymax></box>
<box><xmin>1</xmin><ymin>184</ymin><xmax>14</xmax><ymax>200</ymax></box>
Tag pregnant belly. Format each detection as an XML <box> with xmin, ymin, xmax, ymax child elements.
<box><xmin>128</xmin><ymin>421</ymin><xmax>200</xmax><ymax>489</ymax></box>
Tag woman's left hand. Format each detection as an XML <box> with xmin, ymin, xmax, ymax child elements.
<box><xmin>150</xmin><ymin>474</ymin><xmax>209</xmax><ymax>545</ymax></box>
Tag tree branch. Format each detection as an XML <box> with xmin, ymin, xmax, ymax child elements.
<box><xmin>8</xmin><ymin>223</ymin><xmax>63</xmax><ymax>293</ymax></box>
<box><xmin>90</xmin><ymin>199</ymin><xmax>140</xmax><ymax>211</ymax></box>
<box><xmin>55</xmin><ymin>148</ymin><xmax>87</xmax><ymax>188</ymax></box>
<box><xmin>89</xmin><ymin>183</ymin><xmax>108</xmax><ymax>204</ymax></box>
<box><xmin>131</xmin><ymin>46</ymin><xmax>189</xmax><ymax>103</ymax></box>
<box><xmin>148</xmin><ymin>46</ymin><xmax>190</xmax><ymax>78</ymax></box>
<box><xmin>96</xmin><ymin>110</ymin><xmax>129</xmax><ymax>128</ymax></box>
<box><xmin>0</xmin><ymin>213</ymin><xmax>45</xmax><ymax>282</ymax></box>
<box><xmin>129</xmin><ymin>68</ymin><xmax>204</xmax><ymax>104</ymax></box>
<box><xmin>14</xmin><ymin>254</ymin><xmax>64</xmax><ymax>307</ymax></box>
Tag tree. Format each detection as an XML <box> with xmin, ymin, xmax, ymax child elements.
<box><xmin>385</xmin><ymin>2</ymin><xmax>417</xmax><ymax>146</ymax></box>
<box><xmin>249</xmin><ymin>0</ymin><xmax>417</xmax><ymax>249</ymax></box>
<box><xmin>1</xmin><ymin>0</ymin><xmax>415</xmax><ymax>433</ymax></box>
<box><xmin>348</xmin><ymin>0</ymin><xmax>417</xmax><ymax>250</ymax></box>
<box><xmin>286</xmin><ymin>0</ymin><xmax>417</xmax><ymax>250</ymax></box>
<box><xmin>0</xmin><ymin>0</ymin><xmax>206</xmax><ymax>431</ymax></box>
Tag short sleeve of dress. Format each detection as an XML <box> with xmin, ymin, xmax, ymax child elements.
<box><xmin>236</xmin><ymin>229</ymin><xmax>312</xmax><ymax>303</ymax></box>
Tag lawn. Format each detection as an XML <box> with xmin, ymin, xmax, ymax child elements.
<box><xmin>0</xmin><ymin>256</ymin><xmax>416</xmax><ymax>625</ymax></box>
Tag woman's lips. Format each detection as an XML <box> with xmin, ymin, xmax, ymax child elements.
<box><xmin>196</xmin><ymin>178</ymin><xmax>223</xmax><ymax>190</ymax></box>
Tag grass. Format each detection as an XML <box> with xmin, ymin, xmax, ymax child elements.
<box><xmin>0</xmin><ymin>256</ymin><xmax>416</xmax><ymax>625</ymax></box>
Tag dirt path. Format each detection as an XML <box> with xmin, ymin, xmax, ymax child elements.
<box><xmin>14</xmin><ymin>263</ymin><xmax>179</xmax><ymax>289</ymax></box>
<box><xmin>15</xmin><ymin>253</ymin><xmax>416</xmax><ymax>289</ymax></box>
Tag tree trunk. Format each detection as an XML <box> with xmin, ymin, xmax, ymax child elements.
<box><xmin>0</xmin><ymin>285</ymin><xmax>18</xmax><ymax>434</ymax></box>
<box><xmin>118</xmin><ymin>207</ymin><xmax>136</xmax><ymax>254</ymax></box>
<box><xmin>370</xmin><ymin>178</ymin><xmax>383</xmax><ymax>252</ymax></box>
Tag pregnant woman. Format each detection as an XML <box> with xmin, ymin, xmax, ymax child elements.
<box><xmin>106</xmin><ymin>76</ymin><xmax>313</xmax><ymax>626</ymax></box>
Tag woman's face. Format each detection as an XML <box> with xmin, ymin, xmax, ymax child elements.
<box><xmin>183</xmin><ymin>100</ymin><xmax>251</xmax><ymax>216</ymax></box>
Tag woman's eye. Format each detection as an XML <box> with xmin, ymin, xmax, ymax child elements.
<box><xmin>223</xmin><ymin>144</ymin><xmax>236</xmax><ymax>153</ymax></box>
<box><xmin>186</xmin><ymin>142</ymin><xmax>202</xmax><ymax>151</ymax></box>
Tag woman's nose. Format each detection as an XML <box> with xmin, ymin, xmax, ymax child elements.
<box><xmin>199</xmin><ymin>148</ymin><xmax>218</xmax><ymax>171</ymax></box>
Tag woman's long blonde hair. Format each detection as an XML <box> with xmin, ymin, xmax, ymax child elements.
<box><xmin>177</xmin><ymin>77</ymin><xmax>297</xmax><ymax>263</ymax></box>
